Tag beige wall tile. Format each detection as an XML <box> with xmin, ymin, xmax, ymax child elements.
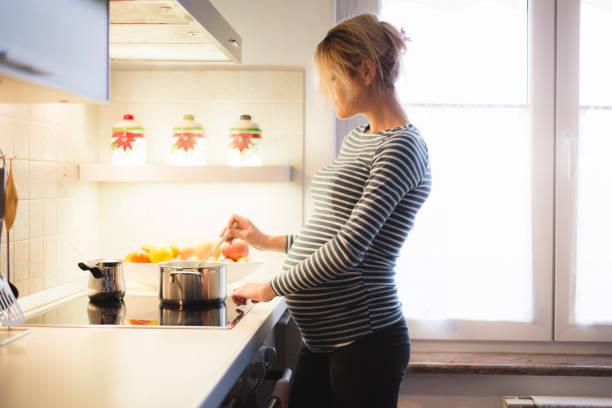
<box><xmin>14</xmin><ymin>240</ymin><xmax>29</xmax><ymax>282</ymax></box>
<box><xmin>43</xmin><ymin>199</ymin><xmax>58</xmax><ymax>236</ymax></box>
<box><xmin>240</xmin><ymin>71</ymin><xmax>273</xmax><ymax>101</ymax></box>
<box><xmin>30</xmin><ymin>276</ymin><xmax>43</xmax><ymax>293</ymax></box>
<box><xmin>44</xmin><ymin>236</ymin><xmax>58</xmax><ymax>276</ymax></box>
<box><xmin>0</xmin><ymin>103</ymin><xmax>29</xmax><ymax>120</ymax></box>
<box><xmin>271</xmin><ymin>71</ymin><xmax>304</xmax><ymax>102</ymax></box>
<box><xmin>29</xmin><ymin>122</ymin><xmax>46</xmax><ymax>161</ymax></box>
<box><xmin>43</xmin><ymin>162</ymin><xmax>57</xmax><ymax>198</ymax></box>
<box><xmin>13</xmin><ymin>159</ymin><xmax>30</xmax><ymax>200</ymax></box>
<box><xmin>29</xmin><ymin>237</ymin><xmax>44</xmax><ymax>278</ymax></box>
<box><xmin>110</xmin><ymin>70</ymin><xmax>148</xmax><ymax>103</ymax></box>
<box><xmin>29</xmin><ymin>161</ymin><xmax>45</xmax><ymax>199</ymax></box>
<box><xmin>43</xmin><ymin>125</ymin><xmax>59</xmax><ymax>161</ymax></box>
<box><xmin>44</xmin><ymin>272</ymin><xmax>57</xmax><ymax>289</ymax></box>
<box><xmin>12</xmin><ymin>198</ymin><xmax>29</xmax><ymax>241</ymax></box>
<box><xmin>0</xmin><ymin>116</ymin><xmax>15</xmax><ymax>156</ymax></box>
<box><xmin>12</xmin><ymin>119</ymin><xmax>30</xmax><ymax>160</ymax></box>
<box><xmin>29</xmin><ymin>200</ymin><xmax>44</xmax><ymax>238</ymax></box>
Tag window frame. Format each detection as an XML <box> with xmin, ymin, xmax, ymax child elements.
<box><xmin>554</xmin><ymin>0</ymin><xmax>612</xmax><ymax>342</ymax></box>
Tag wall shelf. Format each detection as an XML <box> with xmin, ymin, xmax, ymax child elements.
<box><xmin>78</xmin><ymin>164</ymin><xmax>292</xmax><ymax>183</ymax></box>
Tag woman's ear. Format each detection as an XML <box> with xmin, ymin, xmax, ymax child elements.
<box><xmin>360</xmin><ymin>59</ymin><xmax>376</xmax><ymax>86</ymax></box>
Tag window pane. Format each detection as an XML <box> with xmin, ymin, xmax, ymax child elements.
<box><xmin>381</xmin><ymin>0</ymin><xmax>533</xmax><ymax>322</ymax></box>
<box><xmin>574</xmin><ymin>0</ymin><xmax>612</xmax><ymax>324</ymax></box>
<box><xmin>383</xmin><ymin>0</ymin><xmax>528</xmax><ymax>105</ymax></box>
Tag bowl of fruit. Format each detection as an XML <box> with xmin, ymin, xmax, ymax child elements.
<box><xmin>124</xmin><ymin>239</ymin><xmax>263</xmax><ymax>288</ymax></box>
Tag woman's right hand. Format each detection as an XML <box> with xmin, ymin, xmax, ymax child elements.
<box><xmin>220</xmin><ymin>214</ymin><xmax>269</xmax><ymax>250</ymax></box>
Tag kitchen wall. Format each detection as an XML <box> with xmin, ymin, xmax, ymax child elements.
<box><xmin>95</xmin><ymin>68</ymin><xmax>304</xmax><ymax>273</ymax></box>
<box><xmin>210</xmin><ymin>0</ymin><xmax>336</xmax><ymax>218</ymax></box>
<box><xmin>0</xmin><ymin>103</ymin><xmax>100</xmax><ymax>296</ymax></box>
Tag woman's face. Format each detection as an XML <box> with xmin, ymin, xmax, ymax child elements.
<box><xmin>330</xmin><ymin>74</ymin><xmax>362</xmax><ymax>119</ymax></box>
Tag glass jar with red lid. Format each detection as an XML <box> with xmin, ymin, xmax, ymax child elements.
<box><xmin>111</xmin><ymin>114</ymin><xmax>146</xmax><ymax>165</ymax></box>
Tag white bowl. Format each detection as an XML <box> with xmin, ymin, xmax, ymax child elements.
<box><xmin>221</xmin><ymin>258</ymin><xmax>264</xmax><ymax>284</ymax></box>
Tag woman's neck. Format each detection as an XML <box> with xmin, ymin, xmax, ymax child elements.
<box><xmin>362</xmin><ymin>89</ymin><xmax>408</xmax><ymax>134</ymax></box>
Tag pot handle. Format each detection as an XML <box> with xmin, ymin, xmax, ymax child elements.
<box><xmin>78</xmin><ymin>262</ymin><xmax>103</xmax><ymax>279</ymax></box>
<box><xmin>169</xmin><ymin>270</ymin><xmax>203</xmax><ymax>277</ymax></box>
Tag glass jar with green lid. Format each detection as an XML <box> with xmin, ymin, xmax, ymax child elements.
<box><xmin>171</xmin><ymin>114</ymin><xmax>206</xmax><ymax>165</ymax></box>
<box><xmin>227</xmin><ymin>114</ymin><xmax>262</xmax><ymax>166</ymax></box>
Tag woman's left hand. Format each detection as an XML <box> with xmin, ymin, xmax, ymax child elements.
<box><xmin>231</xmin><ymin>282</ymin><xmax>276</xmax><ymax>306</ymax></box>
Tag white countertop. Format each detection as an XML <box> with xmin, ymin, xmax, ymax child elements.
<box><xmin>0</xmin><ymin>271</ymin><xmax>287</xmax><ymax>408</ymax></box>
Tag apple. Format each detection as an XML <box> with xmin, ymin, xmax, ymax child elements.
<box><xmin>222</xmin><ymin>239</ymin><xmax>249</xmax><ymax>261</ymax></box>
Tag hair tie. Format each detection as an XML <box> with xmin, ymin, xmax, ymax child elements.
<box><xmin>400</xmin><ymin>27</ymin><xmax>412</xmax><ymax>42</ymax></box>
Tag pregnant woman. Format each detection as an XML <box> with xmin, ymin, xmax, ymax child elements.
<box><xmin>221</xmin><ymin>13</ymin><xmax>431</xmax><ymax>408</ymax></box>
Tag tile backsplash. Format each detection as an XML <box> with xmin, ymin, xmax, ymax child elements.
<box><xmin>0</xmin><ymin>68</ymin><xmax>304</xmax><ymax>297</ymax></box>
<box><xmin>0</xmin><ymin>103</ymin><xmax>100</xmax><ymax>296</ymax></box>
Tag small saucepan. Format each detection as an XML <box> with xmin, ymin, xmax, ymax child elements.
<box><xmin>78</xmin><ymin>259</ymin><xmax>126</xmax><ymax>301</ymax></box>
<box><xmin>159</xmin><ymin>261</ymin><xmax>227</xmax><ymax>306</ymax></box>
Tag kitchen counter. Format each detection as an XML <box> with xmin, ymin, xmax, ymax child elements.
<box><xmin>0</xmin><ymin>271</ymin><xmax>287</xmax><ymax>408</ymax></box>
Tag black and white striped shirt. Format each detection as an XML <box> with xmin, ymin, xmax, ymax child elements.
<box><xmin>270</xmin><ymin>123</ymin><xmax>431</xmax><ymax>351</ymax></box>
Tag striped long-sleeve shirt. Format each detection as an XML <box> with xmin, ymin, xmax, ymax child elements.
<box><xmin>270</xmin><ymin>123</ymin><xmax>431</xmax><ymax>351</ymax></box>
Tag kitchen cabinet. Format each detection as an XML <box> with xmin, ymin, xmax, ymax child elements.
<box><xmin>0</xmin><ymin>0</ymin><xmax>109</xmax><ymax>103</ymax></box>
<box><xmin>78</xmin><ymin>164</ymin><xmax>293</xmax><ymax>183</ymax></box>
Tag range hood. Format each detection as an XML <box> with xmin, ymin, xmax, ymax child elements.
<box><xmin>109</xmin><ymin>0</ymin><xmax>241</xmax><ymax>63</ymax></box>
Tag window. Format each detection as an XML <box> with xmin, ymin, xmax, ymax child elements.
<box><xmin>379</xmin><ymin>0</ymin><xmax>554</xmax><ymax>340</ymax></box>
<box><xmin>556</xmin><ymin>0</ymin><xmax>612</xmax><ymax>341</ymax></box>
<box><xmin>334</xmin><ymin>0</ymin><xmax>612</xmax><ymax>342</ymax></box>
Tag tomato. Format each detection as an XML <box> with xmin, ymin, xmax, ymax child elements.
<box><xmin>222</xmin><ymin>239</ymin><xmax>249</xmax><ymax>261</ymax></box>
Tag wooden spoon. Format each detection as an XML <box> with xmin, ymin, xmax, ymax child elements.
<box><xmin>5</xmin><ymin>158</ymin><xmax>18</xmax><ymax>298</ymax></box>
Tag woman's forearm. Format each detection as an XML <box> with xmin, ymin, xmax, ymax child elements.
<box><xmin>259</xmin><ymin>235</ymin><xmax>287</xmax><ymax>252</ymax></box>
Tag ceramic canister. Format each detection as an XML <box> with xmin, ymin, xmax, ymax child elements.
<box><xmin>111</xmin><ymin>114</ymin><xmax>146</xmax><ymax>165</ymax></box>
<box><xmin>171</xmin><ymin>114</ymin><xmax>206</xmax><ymax>165</ymax></box>
<box><xmin>227</xmin><ymin>114</ymin><xmax>262</xmax><ymax>166</ymax></box>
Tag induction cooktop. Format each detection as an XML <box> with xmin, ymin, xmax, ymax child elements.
<box><xmin>20</xmin><ymin>293</ymin><xmax>254</xmax><ymax>329</ymax></box>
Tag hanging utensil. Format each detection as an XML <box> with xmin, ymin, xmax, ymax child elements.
<box><xmin>5</xmin><ymin>158</ymin><xmax>18</xmax><ymax>299</ymax></box>
<box><xmin>5</xmin><ymin>157</ymin><xmax>17</xmax><ymax>230</ymax></box>
<box><xmin>0</xmin><ymin>152</ymin><xmax>24</xmax><ymax>326</ymax></box>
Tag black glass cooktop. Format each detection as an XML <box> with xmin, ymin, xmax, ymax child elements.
<box><xmin>21</xmin><ymin>294</ymin><xmax>254</xmax><ymax>329</ymax></box>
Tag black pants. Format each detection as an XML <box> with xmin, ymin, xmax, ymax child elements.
<box><xmin>289</xmin><ymin>319</ymin><xmax>410</xmax><ymax>408</ymax></box>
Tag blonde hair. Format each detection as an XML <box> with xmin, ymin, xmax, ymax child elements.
<box><xmin>315</xmin><ymin>13</ymin><xmax>406</xmax><ymax>96</ymax></box>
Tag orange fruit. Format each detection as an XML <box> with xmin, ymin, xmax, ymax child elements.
<box><xmin>195</xmin><ymin>239</ymin><xmax>221</xmax><ymax>260</ymax></box>
<box><xmin>141</xmin><ymin>244</ymin><xmax>155</xmax><ymax>254</ymax></box>
<box><xmin>148</xmin><ymin>245</ymin><xmax>173</xmax><ymax>263</ymax></box>
<box><xmin>179</xmin><ymin>244</ymin><xmax>196</xmax><ymax>260</ymax></box>
<box><xmin>169</xmin><ymin>243</ymin><xmax>180</xmax><ymax>259</ymax></box>
<box><xmin>236</xmin><ymin>257</ymin><xmax>249</xmax><ymax>263</ymax></box>
<box><xmin>127</xmin><ymin>250</ymin><xmax>151</xmax><ymax>263</ymax></box>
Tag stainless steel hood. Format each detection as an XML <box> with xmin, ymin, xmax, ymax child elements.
<box><xmin>109</xmin><ymin>0</ymin><xmax>241</xmax><ymax>63</ymax></box>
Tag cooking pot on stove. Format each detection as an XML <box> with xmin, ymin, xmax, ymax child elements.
<box><xmin>78</xmin><ymin>259</ymin><xmax>126</xmax><ymax>301</ymax></box>
<box><xmin>159</xmin><ymin>261</ymin><xmax>226</xmax><ymax>306</ymax></box>
<box><xmin>87</xmin><ymin>300</ymin><xmax>126</xmax><ymax>325</ymax></box>
<box><xmin>159</xmin><ymin>303</ymin><xmax>226</xmax><ymax>326</ymax></box>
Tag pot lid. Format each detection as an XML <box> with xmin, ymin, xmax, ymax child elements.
<box><xmin>112</xmin><ymin>114</ymin><xmax>143</xmax><ymax>132</ymax></box>
<box><xmin>230</xmin><ymin>114</ymin><xmax>261</xmax><ymax>133</ymax></box>
<box><xmin>173</xmin><ymin>114</ymin><xmax>204</xmax><ymax>132</ymax></box>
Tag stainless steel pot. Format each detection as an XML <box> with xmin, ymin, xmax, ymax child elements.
<box><xmin>78</xmin><ymin>259</ymin><xmax>126</xmax><ymax>301</ymax></box>
<box><xmin>159</xmin><ymin>261</ymin><xmax>226</xmax><ymax>306</ymax></box>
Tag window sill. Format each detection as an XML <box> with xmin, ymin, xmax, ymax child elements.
<box><xmin>408</xmin><ymin>352</ymin><xmax>612</xmax><ymax>376</ymax></box>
